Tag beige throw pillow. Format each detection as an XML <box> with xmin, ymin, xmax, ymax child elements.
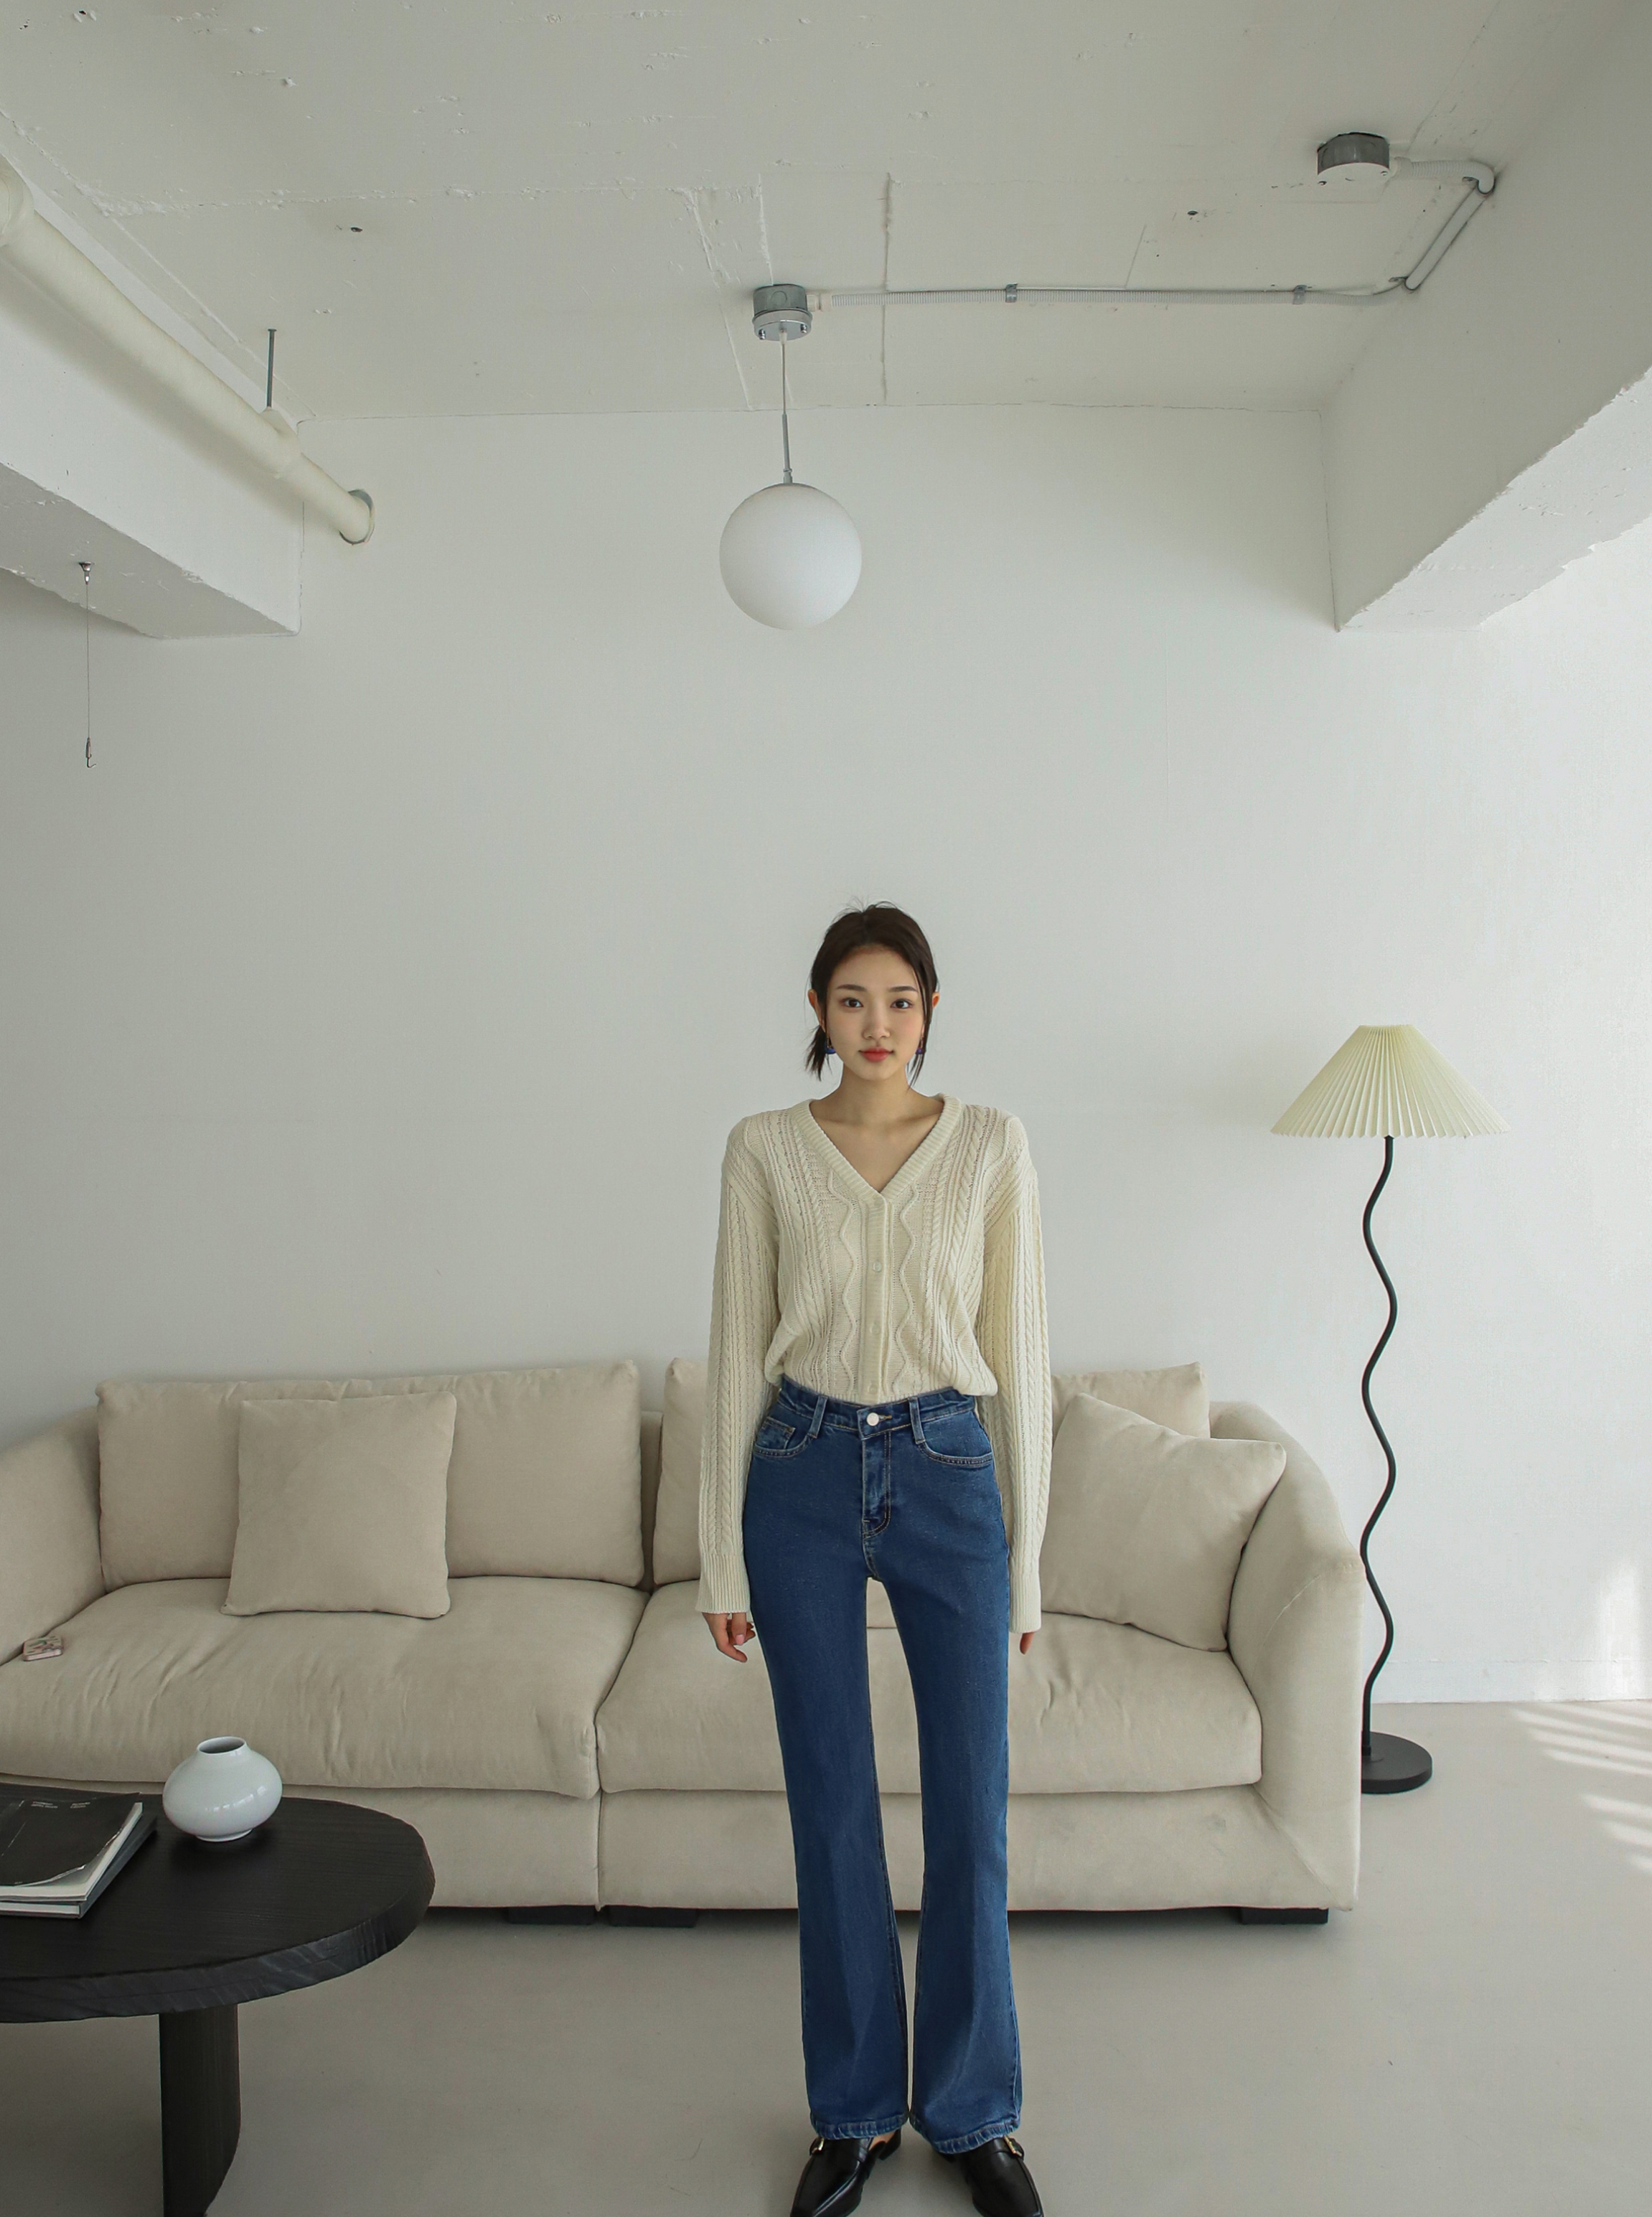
<box><xmin>439</xmin><ymin>1362</ymin><xmax>640</xmax><ymax>1583</ymax></box>
<box><xmin>1040</xmin><ymin>1394</ymin><xmax>1285</xmax><ymax>1650</ymax></box>
<box><xmin>1051</xmin><ymin>1363</ymin><xmax>1209</xmax><ymax>1438</ymax></box>
<box><xmin>224</xmin><ymin>1392</ymin><xmax>456</xmax><ymax>1618</ymax></box>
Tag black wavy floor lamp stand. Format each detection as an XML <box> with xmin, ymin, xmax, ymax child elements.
<box><xmin>1356</xmin><ymin>1136</ymin><xmax>1431</xmax><ymax>1792</ymax></box>
<box><xmin>1273</xmin><ymin>1026</ymin><xmax>1508</xmax><ymax>1797</ymax></box>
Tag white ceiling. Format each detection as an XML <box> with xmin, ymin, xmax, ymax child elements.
<box><xmin>0</xmin><ymin>1</ymin><xmax>1623</xmax><ymax>421</ymax></box>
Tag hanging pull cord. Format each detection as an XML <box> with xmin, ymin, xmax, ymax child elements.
<box><xmin>780</xmin><ymin>338</ymin><xmax>793</xmax><ymax>484</ymax></box>
<box><xmin>80</xmin><ymin>559</ymin><xmax>93</xmax><ymax>769</ymax></box>
<box><xmin>266</xmin><ymin>327</ymin><xmax>276</xmax><ymax>411</ymax></box>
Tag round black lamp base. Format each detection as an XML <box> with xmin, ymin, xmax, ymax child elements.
<box><xmin>1362</xmin><ymin>1733</ymin><xmax>1432</xmax><ymax>1795</ymax></box>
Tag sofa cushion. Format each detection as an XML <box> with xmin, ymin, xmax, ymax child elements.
<box><xmin>225</xmin><ymin>1393</ymin><xmax>456</xmax><ymax>1619</ymax></box>
<box><xmin>0</xmin><ymin>1575</ymin><xmax>646</xmax><ymax>1798</ymax></box>
<box><xmin>652</xmin><ymin>1358</ymin><xmax>707</xmax><ymax>1585</ymax></box>
<box><xmin>1041</xmin><ymin>1395</ymin><xmax>1285</xmax><ymax>1649</ymax></box>
<box><xmin>596</xmin><ymin>1581</ymin><xmax>1259</xmax><ymax>1795</ymax></box>
<box><xmin>97</xmin><ymin>1362</ymin><xmax>642</xmax><ymax>1590</ymax></box>
<box><xmin>1051</xmin><ymin>1363</ymin><xmax>1209</xmax><ymax>1438</ymax></box>
<box><xmin>652</xmin><ymin>1357</ymin><xmax>1209</xmax><ymax>1585</ymax></box>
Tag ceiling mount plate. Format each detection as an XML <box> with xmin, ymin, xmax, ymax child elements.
<box><xmin>752</xmin><ymin>282</ymin><xmax>812</xmax><ymax>342</ymax></box>
<box><xmin>1316</xmin><ymin>131</ymin><xmax>1392</xmax><ymax>182</ymax></box>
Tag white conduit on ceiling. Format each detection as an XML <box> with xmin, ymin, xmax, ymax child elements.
<box><xmin>817</xmin><ymin>283</ymin><xmax>1398</xmax><ymax>308</ymax></box>
<box><xmin>813</xmin><ymin>157</ymin><xmax>1496</xmax><ymax>315</ymax></box>
<box><xmin>0</xmin><ymin>156</ymin><xmax>373</xmax><ymax>545</ymax></box>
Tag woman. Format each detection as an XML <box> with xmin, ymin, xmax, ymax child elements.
<box><xmin>698</xmin><ymin>903</ymin><xmax>1051</xmax><ymax>2217</ymax></box>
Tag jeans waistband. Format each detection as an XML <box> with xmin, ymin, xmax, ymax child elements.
<box><xmin>775</xmin><ymin>1373</ymin><xmax>977</xmax><ymax>1435</ymax></box>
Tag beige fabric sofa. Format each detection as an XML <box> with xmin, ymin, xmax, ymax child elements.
<box><xmin>0</xmin><ymin>1362</ymin><xmax>1364</xmax><ymax>1917</ymax></box>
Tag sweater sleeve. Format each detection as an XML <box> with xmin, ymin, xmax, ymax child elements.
<box><xmin>976</xmin><ymin>1115</ymin><xmax>1052</xmax><ymax>1635</ymax></box>
<box><xmin>696</xmin><ymin>1120</ymin><xmax>781</xmax><ymax>1618</ymax></box>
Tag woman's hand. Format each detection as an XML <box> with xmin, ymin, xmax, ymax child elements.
<box><xmin>1018</xmin><ymin>1631</ymin><xmax>1038</xmax><ymax>1655</ymax></box>
<box><xmin>704</xmin><ymin>1611</ymin><xmax>754</xmax><ymax>1660</ymax></box>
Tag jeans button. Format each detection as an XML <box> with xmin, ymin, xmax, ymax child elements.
<box><xmin>865</xmin><ymin>1411</ymin><xmax>880</xmax><ymax>1428</ymax></box>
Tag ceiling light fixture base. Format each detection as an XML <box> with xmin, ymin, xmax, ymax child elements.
<box><xmin>752</xmin><ymin>283</ymin><xmax>812</xmax><ymax>342</ymax></box>
<box><xmin>1316</xmin><ymin>131</ymin><xmax>1392</xmax><ymax>181</ymax></box>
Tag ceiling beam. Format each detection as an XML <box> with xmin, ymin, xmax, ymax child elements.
<box><xmin>1325</xmin><ymin>1</ymin><xmax>1652</xmax><ymax>629</ymax></box>
<box><xmin>0</xmin><ymin>175</ymin><xmax>301</xmax><ymax>637</ymax></box>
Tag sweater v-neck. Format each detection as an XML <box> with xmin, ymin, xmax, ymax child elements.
<box><xmin>794</xmin><ymin>1092</ymin><xmax>959</xmax><ymax>1203</ymax></box>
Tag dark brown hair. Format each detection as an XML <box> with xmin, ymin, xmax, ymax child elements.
<box><xmin>806</xmin><ymin>904</ymin><xmax>939</xmax><ymax>1079</ymax></box>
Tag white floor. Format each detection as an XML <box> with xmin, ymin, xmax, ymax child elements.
<box><xmin>2</xmin><ymin>1702</ymin><xmax>1648</xmax><ymax>2216</ymax></box>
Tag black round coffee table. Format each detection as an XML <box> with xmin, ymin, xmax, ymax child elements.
<box><xmin>0</xmin><ymin>1795</ymin><xmax>433</xmax><ymax>2216</ymax></box>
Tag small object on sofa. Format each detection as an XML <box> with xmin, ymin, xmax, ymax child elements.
<box><xmin>21</xmin><ymin>1634</ymin><xmax>62</xmax><ymax>1661</ymax></box>
<box><xmin>223</xmin><ymin>1391</ymin><xmax>456</xmax><ymax>1618</ymax></box>
<box><xmin>162</xmin><ymin>1735</ymin><xmax>283</xmax><ymax>1843</ymax></box>
<box><xmin>1040</xmin><ymin>1395</ymin><xmax>1286</xmax><ymax>1650</ymax></box>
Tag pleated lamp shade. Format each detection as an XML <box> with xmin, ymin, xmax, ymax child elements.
<box><xmin>1272</xmin><ymin>1024</ymin><xmax>1508</xmax><ymax>1138</ymax></box>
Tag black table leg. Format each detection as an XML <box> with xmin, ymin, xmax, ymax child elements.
<box><xmin>159</xmin><ymin>2005</ymin><xmax>241</xmax><ymax>2216</ymax></box>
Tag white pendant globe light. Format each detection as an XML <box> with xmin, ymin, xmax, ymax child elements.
<box><xmin>721</xmin><ymin>482</ymin><xmax>862</xmax><ymax>629</ymax></box>
<box><xmin>721</xmin><ymin>285</ymin><xmax>861</xmax><ymax>629</ymax></box>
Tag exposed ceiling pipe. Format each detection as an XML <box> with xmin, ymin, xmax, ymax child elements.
<box><xmin>0</xmin><ymin>155</ymin><xmax>373</xmax><ymax>545</ymax></box>
<box><xmin>813</xmin><ymin>145</ymin><xmax>1496</xmax><ymax>317</ymax></box>
<box><xmin>1391</xmin><ymin>157</ymin><xmax>1496</xmax><ymax>291</ymax></box>
<box><xmin>814</xmin><ymin>283</ymin><xmax>1396</xmax><ymax>309</ymax></box>
<box><xmin>1394</xmin><ymin>155</ymin><xmax>1497</xmax><ymax>194</ymax></box>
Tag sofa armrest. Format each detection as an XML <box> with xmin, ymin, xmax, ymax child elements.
<box><xmin>0</xmin><ymin>1410</ymin><xmax>104</xmax><ymax>1663</ymax></box>
<box><xmin>1217</xmin><ymin>1401</ymin><xmax>1364</xmax><ymax>1908</ymax></box>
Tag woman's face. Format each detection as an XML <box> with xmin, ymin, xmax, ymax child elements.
<box><xmin>809</xmin><ymin>945</ymin><xmax>936</xmax><ymax>1082</ymax></box>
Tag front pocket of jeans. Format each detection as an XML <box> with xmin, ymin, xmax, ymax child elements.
<box><xmin>914</xmin><ymin>1409</ymin><xmax>993</xmax><ymax>1467</ymax></box>
<box><xmin>751</xmin><ymin>1417</ymin><xmax>807</xmax><ymax>1461</ymax></box>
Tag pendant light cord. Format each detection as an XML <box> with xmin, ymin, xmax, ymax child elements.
<box><xmin>780</xmin><ymin>339</ymin><xmax>793</xmax><ymax>484</ymax></box>
<box><xmin>79</xmin><ymin>559</ymin><xmax>93</xmax><ymax>769</ymax></box>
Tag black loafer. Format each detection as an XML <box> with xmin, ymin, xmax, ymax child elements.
<box><xmin>942</xmin><ymin>2133</ymin><xmax>1043</xmax><ymax>2217</ymax></box>
<box><xmin>789</xmin><ymin>2129</ymin><xmax>901</xmax><ymax>2217</ymax></box>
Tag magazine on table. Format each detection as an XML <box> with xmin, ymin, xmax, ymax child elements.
<box><xmin>0</xmin><ymin>1789</ymin><xmax>157</xmax><ymax>1918</ymax></box>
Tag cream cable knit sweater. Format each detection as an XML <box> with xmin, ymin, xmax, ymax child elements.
<box><xmin>696</xmin><ymin>1094</ymin><xmax>1053</xmax><ymax>1635</ymax></box>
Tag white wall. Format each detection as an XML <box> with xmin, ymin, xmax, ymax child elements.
<box><xmin>2</xmin><ymin>401</ymin><xmax>1647</xmax><ymax>1703</ymax></box>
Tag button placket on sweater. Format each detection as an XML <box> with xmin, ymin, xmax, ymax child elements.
<box><xmin>855</xmin><ymin>1191</ymin><xmax>892</xmax><ymax>1405</ymax></box>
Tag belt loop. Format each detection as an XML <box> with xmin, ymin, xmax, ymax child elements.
<box><xmin>807</xmin><ymin>1391</ymin><xmax>827</xmax><ymax>1442</ymax></box>
<box><xmin>907</xmin><ymin>1395</ymin><xmax>924</xmax><ymax>1449</ymax></box>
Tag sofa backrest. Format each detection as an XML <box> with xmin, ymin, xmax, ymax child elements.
<box><xmin>97</xmin><ymin>1362</ymin><xmax>642</xmax><ymax>1590</ymax></box>
<box><xmin>650</xmin><ymin>1359</ymin><xmax>1209</xmax><ymax>1587</ymax></box>
<box><xmin>639</xmin><ymin>1407</ymin><xmax>662</xmax><ymax>1588</ymax></box>
<box><xmin>652</xmin><ymin>1358</ymin><xmax>707</xmax><ymax>1585</ymax></box>
<box><xmin>1049</xmin><ymin>1364</ymin><xmax>1208</xmax><ymax>1438</ymax></box>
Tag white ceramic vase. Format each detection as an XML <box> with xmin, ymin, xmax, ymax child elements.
<box><xmin>162</xmin><ymin>1736</ymin><xmax>283</xmax><ymax>1843</ymax></box>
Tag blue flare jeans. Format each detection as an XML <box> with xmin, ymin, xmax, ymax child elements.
<box><xmin>740</xmin><ymin>1372</ymin><xmax>1021</xmax><ymax>2155</ymax></box>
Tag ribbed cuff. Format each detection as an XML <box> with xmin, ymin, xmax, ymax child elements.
<box><xmin>1010</xmin><ymin>1559</ymin><xmax>1041</xmax><ymax>1637</ymax></box>
<box><xmin>695</xmin><ymin>1567</ymin><xmax>751</xmax><ymax>1618</ymax></box>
